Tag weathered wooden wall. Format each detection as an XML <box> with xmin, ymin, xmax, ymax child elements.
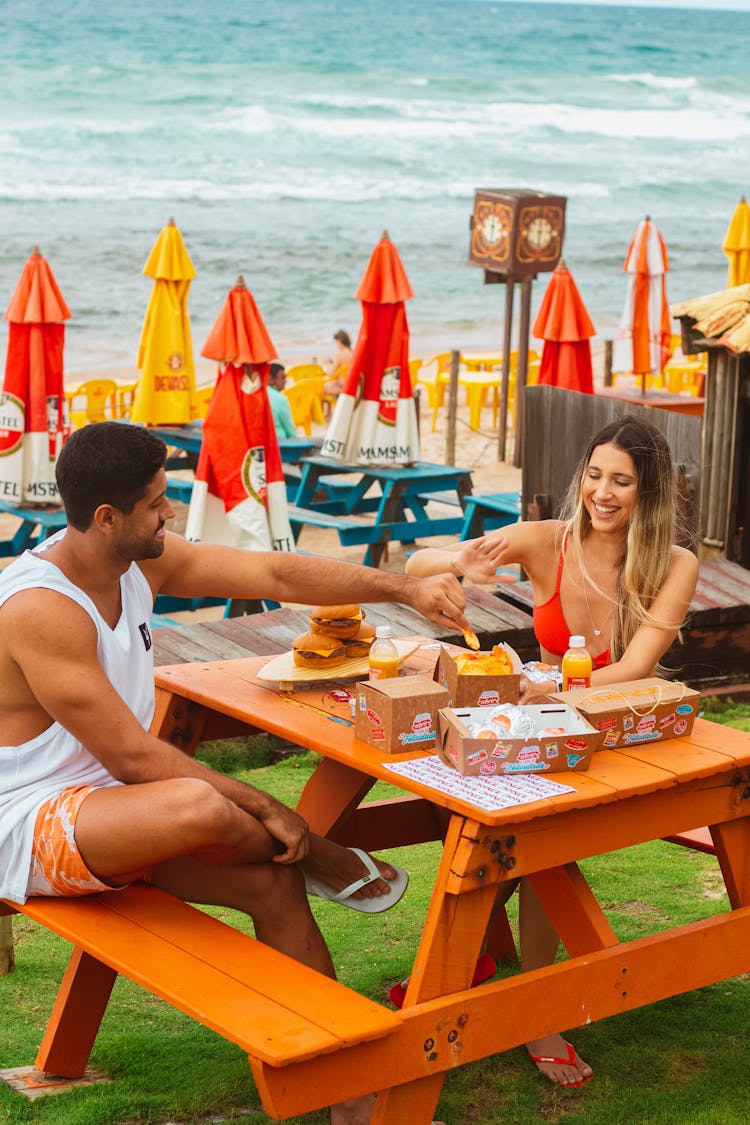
<box><xmin>522</xmin><ymin>385</ymin><xmax>702</xmax><ymax>547</ymax></box>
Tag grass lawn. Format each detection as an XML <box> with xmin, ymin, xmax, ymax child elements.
<box><xmin>2</xmin><ymin>700</ymin><xmax>749</xmax><ymax>1125</ymax></box>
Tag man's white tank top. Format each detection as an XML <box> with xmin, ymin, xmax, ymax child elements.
<box><xmin>0</xmin><ymin>532</ymin><xmax>155</xmax><ymax>903</ymax></box>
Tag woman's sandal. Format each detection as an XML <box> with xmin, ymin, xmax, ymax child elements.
<box><xmin>388</xmin><ymin>952</ymin><xmax>497</xmax><ymax>1008</ymax></box>
<box><xmin>527</xmin><ymin>1039</ymin><xmax>593</xmax><ymax>1088</ymax></box>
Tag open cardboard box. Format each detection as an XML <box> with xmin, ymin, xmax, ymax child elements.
<box><xmin>354</xmin><ymin>676</ymin><xmax>449</xmax><ymax>754</ymax></box>
<box><xmin>438</xmin><ymin>702</ymin><xmax>604</xmax><ymax>775</ymax></box>
<box><xmin>434</xmin><ymin>643</ymin><xmax>522</xmax><ymax>708</ymax></box>
<box><xmin>555</xmin><ymin>677</ymin><xmax>700</xmax><ymax>747</ymax></box>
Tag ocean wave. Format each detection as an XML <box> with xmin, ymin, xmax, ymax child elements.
<box><xmin>608</xmin><ymin>72</ymin><xmax>698</xmax><ymax>90</ymax></box>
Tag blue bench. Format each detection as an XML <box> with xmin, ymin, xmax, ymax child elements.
<box><xmin>0</xmin><ymin>500</ymin><xmax>67</xmax><ymax>556</ymax></box>
<box><xmin>459</xmin><ymin>491</ymin><xmax>521</xmax><ymax>540</ymax></box>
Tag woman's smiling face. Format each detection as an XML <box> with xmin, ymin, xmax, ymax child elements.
<box><xmin>582</xmin><ymin>441</ymin><xmax>638</xmax><ymax>535</ymax></box>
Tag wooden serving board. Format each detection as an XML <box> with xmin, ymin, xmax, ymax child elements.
<box><xmin>257</xmin><ymin>638</ymin><xmax>421</xmax><ymax>689</ymax></box>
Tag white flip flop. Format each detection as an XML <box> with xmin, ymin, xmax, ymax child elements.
<box><xmin>304</xmin><ymin>847</ymin><xmax>409</xmax><ymax>914</ymax></box>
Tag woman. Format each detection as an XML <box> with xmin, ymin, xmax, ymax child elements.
<box><xmin>405</xmin><ymin>415</ymin><xmax>699</xmax><ymax>1089</ymax></box>
<box><xmin>323</xmin><ymin>329</ymin><xmax>352</xmax><ymax>402</ymax></box>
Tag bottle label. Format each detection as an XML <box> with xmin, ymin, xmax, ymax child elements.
<box><xmin>564</xmin><ymin>675</ymin><xmax>591</xmax><ymax>690</ymax></box>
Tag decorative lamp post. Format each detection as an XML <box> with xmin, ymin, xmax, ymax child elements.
<box><xmin>468</xmin><ymin>189</ymin><xmax>566</xmax><ymax>464</ymax></box>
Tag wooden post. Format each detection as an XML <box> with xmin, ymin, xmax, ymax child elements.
<box><xmin>497</xmin><ymin>279</ymin><xmax>515</xmax><ymax>462</ymax></box>
<box><xmin>604</xmin><ymin>340</ymin><xmax>613</xmax><ymax>386</ymax></box>
<box><xmin>0</xmin><ymin>915</ymin><xmax>14</xmax><ymax>975</ymax></box>
<box><xmin>444</xmin><ymin>349</ymin><xmax>460</xmax><ymax>467</ymax></box>
<box><xmin>513</xmin><ymin>277</ymin><xmax>533</xmax><ymax>469</ymax></box>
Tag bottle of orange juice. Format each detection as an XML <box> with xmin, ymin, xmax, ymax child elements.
<box><xmin>562</xmin><ymin>635</ymin><xmax>592</xmax><ymax>691</ymax></box>
<box><xmin>368</xmin><ymin>626</ymin><xmax>399</xmax><ymax>680</ymax></box>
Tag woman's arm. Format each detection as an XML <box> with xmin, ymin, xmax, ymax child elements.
<box><xmin>405</xmin><ymin>520</ymin><xmax>561</xmax><ymax>586</ymax></box>
<box><xmin>590</xmin><ymin>546</ymin><xmax>699</xmax><ymax>685</ymax></box>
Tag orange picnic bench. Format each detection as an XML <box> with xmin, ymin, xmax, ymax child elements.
<box><xmin>0</xmin><ymin>883</ymin><xmax>401</xmax><ymax>1116</ymax></box>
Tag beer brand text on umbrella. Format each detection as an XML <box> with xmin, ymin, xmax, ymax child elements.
<box><xmin>321</xmin><ymin>231</ymin><xmax>419</xmax><ymax>466</ymax></box>
<box><xmin>532</xmin><ymin>259</ymin><xmax>595</xmax><ymax>394</ymax></box>
<box><xmin>613</xmin><ymin>216</ymin><xmax>672</xmax><ymax>393</ymax></box>
<box><xmin>131</xmin><ymin>219</ymin><xmax>199</xmax><ymax>426</ymax></box>
<box><xmin>0</xmin><ymin>247</ymin><xmax>71</xmax><ymax>505</ymax></box>
<box><xmin>185</xmin><ymin>276</ymin><xmax>294</xmax><ymax>553</ymax></box>
<box><xmin>723</xmin><ymin>196</ymin><xmax>750</xmax><ymax>288</ymax></box>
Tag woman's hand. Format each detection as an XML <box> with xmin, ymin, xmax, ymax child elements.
<box><xmin>454</xmin><ymin>535</ymin><xmax>510</xmax><ymax>584</ymax></box>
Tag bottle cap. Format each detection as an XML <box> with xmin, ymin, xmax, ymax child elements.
<box><xmin>375</xmin><ymin>625</ymin><xmax>393</xmax><ymax>639</ymax></box>
<box><xmin>568</xmin><ymin>635</ymin><xmax>586</xmax><ymax>649</ymax></box>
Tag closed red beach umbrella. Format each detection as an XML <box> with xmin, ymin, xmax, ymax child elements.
<box><xmin>0</xmin><ymin>246</ymin><xmax>71</xmax><ymax>505</ymax></box>
<box><xmin>613</xmin><ymin>216</ymin><xmax>672</xmax><ymax>393</ymax></box>
<box><xmin>532</xmin><ymin>260</ymin><xmax>595</xmax><ymax>394</ymax></box>
<box><xmin>321</xmin><ymin>231</ymin><xmax>419</xmax><ymax>466</ymax></box>
<box><xmin>185</xmin><ymin>276</ymin><xmax>294</xmax><ymax>552</ymax></box>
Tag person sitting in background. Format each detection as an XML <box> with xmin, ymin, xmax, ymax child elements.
<box><xmin>267</xmin><ymin>362</ymin><xmax>297</xmax><ymax>439</ymax></box>
<box><xmin>405</xmin><ymin>415</ymin><xmax>699</xmax><ymax>1090</ymax></box>
<box><xmin>323</xmin><ymin>329</ymin><xmax>352</xmax><ymax>404</ymax></box>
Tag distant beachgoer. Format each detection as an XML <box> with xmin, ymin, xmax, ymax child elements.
<box><xmin>267</xmin><ymin>363</ymin><xmax>297</xmax><ymax>439</ymax></box>
<box><xmin>323</xmin><ymin>329</ymin><xmax>352</xmax><ymax>407</ymax></box>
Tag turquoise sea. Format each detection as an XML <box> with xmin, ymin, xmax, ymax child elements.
<box><xmin>1</xmin><ymin>0</ymin><xmax>749</xmax><ymax>371</ymax></box>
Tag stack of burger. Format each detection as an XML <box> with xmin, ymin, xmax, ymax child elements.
<box><xmin>292</xmin><ymin>605</ymin><xmax>376</xmax><ymax>670</ymax></box>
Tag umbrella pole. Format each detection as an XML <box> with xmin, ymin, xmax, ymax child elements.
<box><xmin>497</xmin><ymin>279</ymin><xmax>515</xmax><ymax>462</ymax></box>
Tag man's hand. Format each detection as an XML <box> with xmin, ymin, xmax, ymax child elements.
<box><xmin>455</xmin><ymin>535</ymin><xmax>510</xmax><ymax>585</ymax></box>
<box><xmin>407</xmin><ymin>572</ymin><xmax>470</xmax><ymax>631</ymax></box>
<box><xmin>258</xmin><ymin>800</ymin><xmax>310</xmax><ymax>864</ymax></box>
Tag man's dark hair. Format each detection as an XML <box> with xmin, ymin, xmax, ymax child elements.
<box><xmin>56</xmin><ymin>422</ymin><xmax>168</xmax><ymax>530</ymax></box>
<box><xmin>269</xmin><ymin>362</ymin><xmax>285</xmax><ymax>381</ymax></box>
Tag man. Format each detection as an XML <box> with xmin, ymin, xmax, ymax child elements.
<box><xmin>267</xmin><ymin>361</ymin><xmax>298</xmax><ymax>438</ymax></box>
<box><xmin>0</xmin><ymin>422</ymin><xmax>464</xmax><ymax>1125</ymax></box>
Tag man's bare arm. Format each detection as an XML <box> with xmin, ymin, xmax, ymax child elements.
<box><xmin>4</xmin><ymin>590</ymin><xmax>309</xmax><ymax>862</ymax></box>
<box><xmin>141</xmin><ymin>532</ymin><xmax>470</xmax><ymax>630</ymax></box>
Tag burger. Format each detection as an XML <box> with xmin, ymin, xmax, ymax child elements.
<box><xmin>342</xmin><ymin>622</ymin><xmax>376</xmax><ymax>659</ymax></box>
<box><xmin>309</xmin><ymin>604</ymin><xmax>365</xmax><ymax>640</ymax></box>
<box><xmin>292</xmin><ymin>631</ymin><xmax>347</xmax><ymax>670</ymax></box>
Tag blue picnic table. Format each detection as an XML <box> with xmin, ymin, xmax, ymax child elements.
<box><xmin>290</xmin><ymin>455</ymin><xmax>474</xmax><ymax>567</ymax></box>
<box><xmin>0</xmin><ymin>499</ymin><xmax>67</xmax><ymax>556</ymax></box>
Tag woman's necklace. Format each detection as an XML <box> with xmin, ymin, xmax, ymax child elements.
<box><xmin>581</xmin><ymin>571</ymin><xmax>614</xmax><ymax>638</ymax></box>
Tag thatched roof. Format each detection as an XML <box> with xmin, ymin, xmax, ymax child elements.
<box><xmin>671</xmin><ymin>283</ymin><xmax>750</xmax><ymax>354</ymax></box>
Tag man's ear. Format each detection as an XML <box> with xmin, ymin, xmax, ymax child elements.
<box><xmin>92</xmin><ymin>504</ymin><xmax>118</xmax><ymax>533</ymax></box>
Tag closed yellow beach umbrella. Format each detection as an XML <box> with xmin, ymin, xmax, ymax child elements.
<box><xmin>723</xmin><ymin>196</ymin><xmax>750</xmax><ymax>288</ymax></box>
<box><xmin>131</xmin><ymin>218</ymin><xmax>198</xmax><ymax>424</ymax></box>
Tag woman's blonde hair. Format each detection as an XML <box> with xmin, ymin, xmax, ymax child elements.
<box><xmin>562</xmin><ymin>415</ymin><xmax>678</xmax><ymax>662</ymax></box>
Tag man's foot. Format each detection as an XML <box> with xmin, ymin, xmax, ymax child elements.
<box><xmin>304</xmin><ymin>838</ymin><xmax>403</xmax><ymax>903</ymax></box>
<box><xmin>526</xmin><ymin>1034</ymin><xmax>592</xmax><ymax>1088</ymax></box>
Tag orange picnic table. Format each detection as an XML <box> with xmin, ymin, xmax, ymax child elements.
<box><xmin>153</xmin><ymin>642</ymin><xmax>750</xmax><ymax>1123</ymax></box>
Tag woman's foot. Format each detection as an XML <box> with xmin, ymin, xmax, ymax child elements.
<box><xmin>526</xmin><ymin>1034</ymin><xmax>592</xmax><ymax>1087</ymax></box>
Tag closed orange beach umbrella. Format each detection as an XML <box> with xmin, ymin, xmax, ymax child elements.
<box><xmin>613</xmin><ymin>216</ymin><xmax>672</xmax><ymax>395</ymax></box>
<box><xmin>723</xmin><ymin>196</ymin><xmax>750</xmax><ymax>288</ymax></box>
<box><xmin>321</xmin><ymin>231</ymin><xmax>419</xmax><ymax>466</ymax></box>
<box><xmin>131</xmin><ymin>218</ymin><xmax>199</xmax><ymax>425</ymax></box>
<box><xmin>184</xmin><ymin>276</ymin><xmax>294</xmax><ymax>553</ymax></box>
<box><xmin>532</xmin><ymin>260</ymin><xmax>595</xmax><ymax>394</ymax></box>
<box><xmin>0</xmin><ymin>246</ymin><xmax>71</xmax><ymax>504</ymax></box>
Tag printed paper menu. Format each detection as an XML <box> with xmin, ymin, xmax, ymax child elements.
<box><xmin>384</xmin><ymin>755</ymin><xmax>575</xmax><ymax>811</ymax></box>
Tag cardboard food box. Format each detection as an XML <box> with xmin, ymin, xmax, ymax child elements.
<box><xmin>434</xmin><ymin>643</ymin><xmax>522</xmax><ymax>709</ymax></box>
<box><xmin>355</xmin><ymin>676</ymin><xmax>450</xmax><ymax>754</ymax></box>
<box><xmin>438</xmin><ymin>702</ymin><xmax>604</xmax><ymax>775</ymax></box>
<box><xmin>555</xmin><ymin>678</ymin><xmax>700</xmax><ymax>748</ymax></box>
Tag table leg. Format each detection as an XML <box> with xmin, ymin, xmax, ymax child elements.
<box><xmin>296</xmin><ymin>757</ymin><xmax>377</xmax><ymax>836</ymax></box>
<box><xmin>151</xmin><ymin>688</ymin><xmax>208</xmax><ymax>754</ymax></box>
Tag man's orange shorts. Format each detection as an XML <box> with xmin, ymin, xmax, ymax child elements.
<box><xmin>27</xmin><ymin>785</ymin><xmax>149</xmax><ymax>898</ymax></box>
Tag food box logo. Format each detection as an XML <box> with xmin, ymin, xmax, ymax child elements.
<box><xmin>659</xmin><ymin>712</ymin><xmax>676</xmax><ymax>729</ymax></box>
<box><xmin>596</xmin><ymin>717</ymin><xmax>618</xmax><ymax>731</ymax></box>
<box><xmin>564</xmin><ymin>737</ymin><xmax>588</xmax><ymax>753</ymax></box>
<box><xmin>674</xmin><ymin>718</ymin><xmax>688</xmax><ymax>735</ymax></box>
<box><xmin>479</xmin><ymin>760</ymin><xmax>497</xmax><ymax>775</ymax></box>
<box><xmin>636</xmin><ymin>715</ymin><xmax>657</xmax><ymax>734</ymax></box>
<box><xmin>477</xmin><ymin>690</ymin><xmax>500</xmax><ymax>706</ymax></box>
<box><xmin>602</xmin><ymin>729</ymin><xmax>620</xmax><ymax>748</ymax></box>
<box><xmin>566</xmin><ymin>752</ymin><xmax>585</xmax><ymax>768</ymax></box>
<box><xmin>676</xmin><ymin>704</ymin><xmax>694</xmax><ymax>715</ymax></box>
<box><xmin>517</xmin><ymin>745</ymin><xmax>541</xmax><ymax>764</ymax></box>
<box><xmin>398</xmin><ymin>712</ymin><xmax>437</xmax><ymax>746</ymax></box>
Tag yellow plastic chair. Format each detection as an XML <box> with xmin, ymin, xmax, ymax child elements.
<box><xmin>283</xmin><ymin>377</ymin><xmax>325</xmax><ymax>435</ymax></box>
<box><xmin>417</xmin><ymin>353</ymin><xmax>453</xmax><ymax>432</ymax></box>
<box><xmin>65</xmin><ymin>379</ymin><xmax>119</xmax><ymax>429</ymax></box>
<box><xmin>114</xmin><ymin>381</ymin><xmax>138</xmax><ymax>420</ymax></box>
<box><xmin>193</xmin><ymin>385</ymin><xmax>215</xmax><ymax>419</ymax></box>
<box><xmin>408</xmin><ymin>357</ymin><xmax>423</xmax><ymax>389</ymax></box>
<box><xmin>285</xmin><ymin>363</ymin><xmax>326</xmax><ymax>383</ymax></box>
